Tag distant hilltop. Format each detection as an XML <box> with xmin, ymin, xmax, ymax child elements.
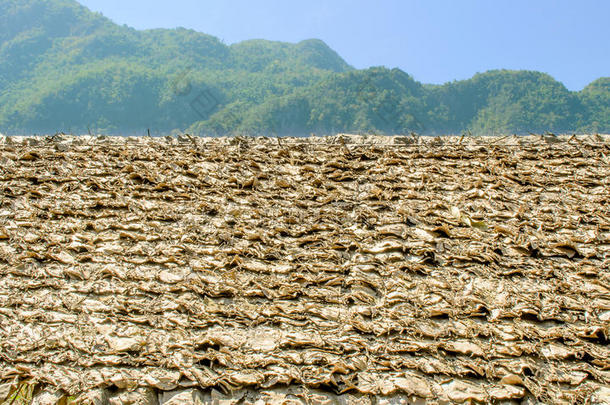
<box><xmin>0</xmin><ymin>0</ymin><xmax>608</xmax><ymax>135</ymax></box>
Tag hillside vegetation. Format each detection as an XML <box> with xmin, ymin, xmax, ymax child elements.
<box><xmin>0</xmin><ymin>0</ymin><xmax>608</xmax><ymax>135</ymax></box>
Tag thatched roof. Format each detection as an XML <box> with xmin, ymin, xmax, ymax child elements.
<box><xmin>0</xmin><ymin>134</ymin><xmax>608</xmax><ymax>404</ymax></box>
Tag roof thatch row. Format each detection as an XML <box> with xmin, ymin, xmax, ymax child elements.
<box><xmin>0</xmin><ymin>135</ymin><xmax>608</xmax><ymax>404</ymax></box>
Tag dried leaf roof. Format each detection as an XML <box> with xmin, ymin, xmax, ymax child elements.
<box><xmin>0</xmin><ymin>134</ymin><xmax>609</xmax><ymax>404</ymax></box>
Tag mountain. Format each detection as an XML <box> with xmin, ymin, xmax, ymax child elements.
<box><xmin>426</xmin><ymin>70</ymin><xmax>582</xmax><ymax>134</ymax></box>
<box><xmin>0</xmin><ymin>0</ymin><xmax>608</xmax><ymax>135</ymax></box>
<box><xmin>578</xmin><ymin>78</ymin><xmax>610</xmax><ymax>132</ymax></box>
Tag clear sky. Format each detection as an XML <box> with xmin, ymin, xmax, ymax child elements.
<box><xmin>77</xmin><ymin>0</ymin><xmax>609</xmax><ymax>91</ymax></box>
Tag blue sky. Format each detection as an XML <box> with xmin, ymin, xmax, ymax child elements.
<box><xmin>78</xmin><ymin>0</ymin><xmax>609</xmax><ymax>90</ymax></box>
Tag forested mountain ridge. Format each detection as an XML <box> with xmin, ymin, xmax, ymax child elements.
<box><xmin>0</xmin><ymin>0</ymin><xmax>607</xmax><ymax>135</ymax></box>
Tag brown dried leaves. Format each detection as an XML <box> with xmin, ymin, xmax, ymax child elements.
<box><xmin>0</xmin><ymin>134</ymin><xmax>609</xmax><ymax>403</ymax></box>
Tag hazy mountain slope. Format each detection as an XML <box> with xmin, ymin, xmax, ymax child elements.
<box><xmin>578</xmin><ymin>77</ymin><xmax>610</xmax><ymax>132</ymax></box>
<box><xmin>0</xmin><ymin>0</ymin><xmax>350</xmax><ymax>133</ymax></box>
<box><xmin>427</xmin><ymin>70</ymin><xmax>583</xmax><ymax>134</ymax></box>
<box><xmin>230</xmin><ymin>38</ymin><xmax>352</xmax><ymax>73</ymax></box>
<box><xmin>0</xmin><ymin>0</ymin><xmax>607</xmax><ymax>135</ymax></box>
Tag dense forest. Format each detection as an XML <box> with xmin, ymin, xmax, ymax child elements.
<box><xmin>1</xmin><ymin>0</ymin><xmax>608</xmax><ymax>135</ymax></box>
